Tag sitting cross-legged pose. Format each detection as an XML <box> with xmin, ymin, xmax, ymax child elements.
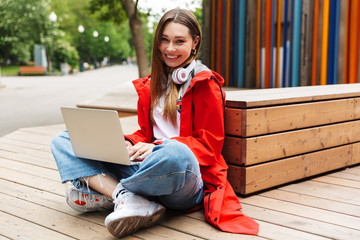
<box><xmin>51</xmin><ymin>8</ymin><xmax>259</xmax><ymax>238</ymax></box>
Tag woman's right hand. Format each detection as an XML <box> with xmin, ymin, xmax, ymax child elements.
<box><xmin>125</xmin><ymin>140</ymin><xmax>132</xmax><ymax>150</ymax></box>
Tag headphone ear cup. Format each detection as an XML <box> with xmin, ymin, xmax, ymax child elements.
<box><xmin>172</xmin><ymin>68</ymin><xmax>189</xmax><ymax>84</ymax></box>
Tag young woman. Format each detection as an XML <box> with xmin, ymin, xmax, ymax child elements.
<box><xmin>51</xmin><ymin>8</ymin><xmax>259</xmax><ymax>238</ymax></box>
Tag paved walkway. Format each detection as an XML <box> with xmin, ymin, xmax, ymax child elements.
<box><xmin>0</xmin><ymin>65</ymin><xmax>139</xmax><ymax>137</ymax></box>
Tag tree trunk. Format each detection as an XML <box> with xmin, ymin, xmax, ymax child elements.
<box><xmin>123</xmin><ymin>0</ymin><xmax>149</xmax><ymax>78</ymax></box>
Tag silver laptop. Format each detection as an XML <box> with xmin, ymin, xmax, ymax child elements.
<box><xmin>60</xmin><ymin>107</ymin><xmax>136</xmax><ymax>165</ymax></box>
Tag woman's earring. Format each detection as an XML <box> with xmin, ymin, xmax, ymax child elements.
<box><xmin>191</xmin><ymin>49</ymin><xmax>197</xmax><ymax>55</ymax></box>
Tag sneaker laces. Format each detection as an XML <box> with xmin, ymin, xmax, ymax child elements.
<box><xmin>113</xmin><ymin>188</ymin><xmax>152</xmax><ymax>212</ymax></box>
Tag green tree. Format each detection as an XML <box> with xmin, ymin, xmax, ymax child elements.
<box><xmin>88</xmin><ymin>0</ymin><xmax>149</xmax><ymax>77</ymax></box>
<box><xmin>50</xmin><ymin>0</ymin><xmax>134</xmax><ymax>67</ymax></box>
<box><xmin>0</xmin><ymin>0</ymin><xmax>52</xmax><ymax>66</ymax></box>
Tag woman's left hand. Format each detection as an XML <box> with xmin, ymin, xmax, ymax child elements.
<box><xmin>127</xmin><ymin>142</ymin><xmax>155</xmax><ymax>161</ymax></box>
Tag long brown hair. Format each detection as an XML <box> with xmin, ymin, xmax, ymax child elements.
<box><xmin>150</xmin><ymin>8</ymin><xmax>202</xmax><ymax>126</ymax></box>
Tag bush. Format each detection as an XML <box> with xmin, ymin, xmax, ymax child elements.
<box><xmin>54</xmin><ymin>38</ymin><xmax>79</xmax><ymax>69</ymax></box>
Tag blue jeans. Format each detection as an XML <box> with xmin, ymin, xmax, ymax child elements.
<box><xmin>51</xmin><ymin>131</ymin><xmax>203</xmax><ymax>210</ymax></box>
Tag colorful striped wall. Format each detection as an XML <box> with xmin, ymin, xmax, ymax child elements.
<box><xmin>205</xmin><ymin>0</ymin><xmax>360</xmax><ymax>88</ymax></box>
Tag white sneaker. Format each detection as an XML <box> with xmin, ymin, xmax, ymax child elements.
<box><xmin>105</xmin><ymin>189</ymin><xmax>166</xmax><ymax>238</ymax></box>
<box><xmin>66</xmin><ymin>187</ymin><xmax>114</xmax><ymax>212</ymax></box>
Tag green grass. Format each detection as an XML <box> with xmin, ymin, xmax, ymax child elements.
<box><xmin>0</xmin><ymin>65</ymin><xmax>20</xmax><ymax>76</ymax></box>
<box><xmin>0</xmin><ymin>65</ymin><xmax>62</xmax><ymax>76</ymax></box>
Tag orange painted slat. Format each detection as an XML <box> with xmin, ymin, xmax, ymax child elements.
<box><xmin>348</xmin><ymin>0</ymin><xmax>360</xmax><ymax>83</ymax></box>
<box><xmin>320</xmin><ymin>0</ymin><xmax>330</xmax><ymax>85</ymax></box>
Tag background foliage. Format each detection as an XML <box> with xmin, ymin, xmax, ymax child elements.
<box><xmin>0</xmin><ymin>0</ymin><xmax>202</xmax><ymax>70</ymax></box>
<box><xmin>0</xmin><ymin>0</ymin><xmax>138</xmax><ymax>69</ymax></box>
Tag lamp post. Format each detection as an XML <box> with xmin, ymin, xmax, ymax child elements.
<box><xmin>78</xmin><ymin>25</ymin><xmax>85</xmax><ymax>72</ymax></box>
<box><xmin>104</xmin><ymin>36</ymin><xmax>110</xmax><ymax>66</ymax></box>
<box><xmin>93</xmin><ymin>30</ymin><xmax>98</xmax><ymax>69</ymax></box>
<box><xmin>49</xmin><ymin>12</ymin><xmax>57</xmax><ymax>74</ymax></box>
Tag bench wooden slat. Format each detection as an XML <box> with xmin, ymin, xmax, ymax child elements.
<box><xmin>225</xmin><ymin>98</ymin><xmax>360</xmax><ymax>137</ymax></box>
<box><xmin>225</xmin><ymin>83</ymin><xmax>360</xmax><ymax>108</ymax></box>
<box><xmin>18</xmin><ymin>66</ymin><xmax>46</xmax><ymax>75</ymax></box>
<box><xmin>223</xmin><ymin>120</ymin><xmax>360</xmax><ymax>166</ymax></box>
<box><xmin>228</xmin><ymin>143</ymin><xmax>360</xmax><ymax>195</ymax></box>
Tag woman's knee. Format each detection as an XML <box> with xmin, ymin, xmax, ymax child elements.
<box><xmin>51</xmin><ymin>131</ymin><xmax>70</xmax><ymax>153</ymax></box>
<box><xmin>151</xmin><ymin>140</ymin><xmax>199</xmax><ymax>171</ymax></box>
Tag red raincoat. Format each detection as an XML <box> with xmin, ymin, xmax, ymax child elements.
<box><xmin>124</xmin><ymin>70</ymin><xmax>259</xmax><ymax>235</ymax></box>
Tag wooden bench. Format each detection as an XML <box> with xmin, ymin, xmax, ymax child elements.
<box><xmin>18</xmin><ymin>66</ymin><xmax>46</xmax><ymax>75</ymax></box>
<box><xmin>223</xmin><ymin>84</ymin><xmax>360</xmax><ymax>195</ymax></box>
<box><xmin>77</xmin><ymin>90</ymin><xmax>138</xmax><ymax>117</ymax></box>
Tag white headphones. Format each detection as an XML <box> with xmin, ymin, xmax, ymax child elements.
<box><xmin>172</xmin><ymin>60</ymin><xmax>196</xmax><ymax>84</ymax></box>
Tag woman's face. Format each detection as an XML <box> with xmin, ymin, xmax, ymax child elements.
<box><xmin>159</xmin><ymin>22</ymin><xmax>199</xmax><ymax>68</ymax></box>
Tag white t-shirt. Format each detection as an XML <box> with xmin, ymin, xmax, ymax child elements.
<box><xmin>152</xmin><ymin>61</ymin><xmax>210</xmax><ymax>142</ymax></box>
<box><xmin>152</xmin><ymin>94</ymin><xmax>181</xmax><ymax>142</ymax></box>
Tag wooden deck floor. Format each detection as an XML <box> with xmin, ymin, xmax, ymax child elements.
<box><xmin>1</xmin><ymin>116</ymin><xmax>360</xmax><ymax>240</ymax></box>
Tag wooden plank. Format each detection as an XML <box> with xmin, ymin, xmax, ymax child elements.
<box><xmin>0</xmin><ymin>178</ymin><xmax>200</xmax><ymax>240</ymax></box>
<box><xmin>0</xmin><ymin>157</ymin><xmax>59</xmax><ymax>181</ymax></box>
<box><xmin>240</xmin><ymin>195</ymin><xmax>360</xmax><ymax>230</ymax></box>
<box><xmin>228</xmin><ymin>143</ymin><xmax>360</xmax><ymax>195</ymax></box>
<box><xmin>225</xmin><ymin>121</ymin><xmax>360</xmax><ymax>165</ymax></box>
<box><xmin>343</xmin><ymin>167</ymin><xmax>360</xmax><ymax>175</ymax></box>
<box><xmin>320</xmin><ymin>0</ymin><xmax>330</xmax><ymax>85</ymax></box>
<box><xmin>0</xmin><ymin>176</ymin><xmax>203</xmax><ymax>240</ymax></box>
<box><xmin>240</xmin><ymin>202</ymin><xmax>359</xmax><ymax>239</ymax></box>
<box><xmin>0</xmin><ymin>166</ymin><xmax>64</xmax><ymax>195</ymax></box>
<box><xmin>327</xmin><ymin>170</ymin><xmax>360</xmax><ymax>181</ymax></box>
<box><xmin>291</xmin><ymin>0</ymin><xmax>302</xmax><ymax>87</ymax></box>
<box><xmin>0</xmin><ymin>212</ymin><xmax>75</xmax><ymax>240</ymax></box>
<box><xmin>77</xmin><ymin>91</ymin><xmax>138</xmax><ymax>114</ymax></box>
<box><xmin>0</xmin><ymin>236</ymin><xmax>11</xmax><ymax>240</ymax></box>
<box><xmin>0</xmin><ymin>179</ymin><xmax>107</xmax><ymax>224</ymax></box>
<box><xmin>225</xmin><ymin>98</ymin><xmax>359</xmax><ymax>137</ymax></box>
<box><xmin>259</xmin><ymin>189</ymin><xmax>360</xmax><ymax>217</ymax></box>
<box><xmin>316</xmin><ymin>0</ymin><xmax>324</xmax><ymax>85</ymax></box>
<box><xmin>0</xmin><ymin>141</ymin><xmax>53</xmax><ymax>160</ymax></box>
<box><xmin>300</xmin><ymin>0</ymin><xmax>314</xmax><ymax>86</ymax></box>
<box><xmin>134</xmin><ymin>225</ymin><xmax>205</xmax><ymax>240</ymax></box>
<box><xmin>188</xmin><ymin>210</ymin><xmax>328</xmax><ymax>240</ymax></box>
<box><xmin>0</xmin><ymin>193</ymin><xmax>115</xmax><ymax>240</ymax></box>
<box><xmin>0</xmin><ymin>137</ymin><xmax>52</xmax><ymax>153</ymax></box>
<box><xmin>347</xmin><ymin>0</ymin><xmax>360</xmax><ymax>83</ymax></box>
<box><xmin>17</xmin><ymin>124</ymin><xmax>66</xmax><ymax>137</ymax></box>
<box><xmin>160</xmin><ymin>211</ymin><xmax>261</xmax><ymax>240</ymax></box>
<box><xmin>225</xmin><ymin>84</ymin><xmax>360</xmax><ymax>108</ymax></box>
<box><xmin>244</xmin><ymin>0</ymin><xmax>258</xmax><ymax>88</ymax></box>
<box><xmin>0</xmin><ymin>149</ymin><xmax>57</xmax><ymax>170</ymax></box>
<box><xmin>311</xmin><ymin>175</ymin><xmax>360</xmax><ymax>189</ymax></box>
<box><xmin>311</xmin><ymin>0</ymin><xmax>320</xmax><ymax>85</ymax></box>
<box><xmin>3</xmin><ymin>130</ymin><xmax>54</xmax><ymax>146</ymax></box>
<box><xmin>336</xmin><ymin>0</ymin><xmax>348</xmax><ymax>84</ymax></box>
<box><xmin>280</xmin><ymin>177</ymin><xmax>360</xmax><ymax>206</ymax></box>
